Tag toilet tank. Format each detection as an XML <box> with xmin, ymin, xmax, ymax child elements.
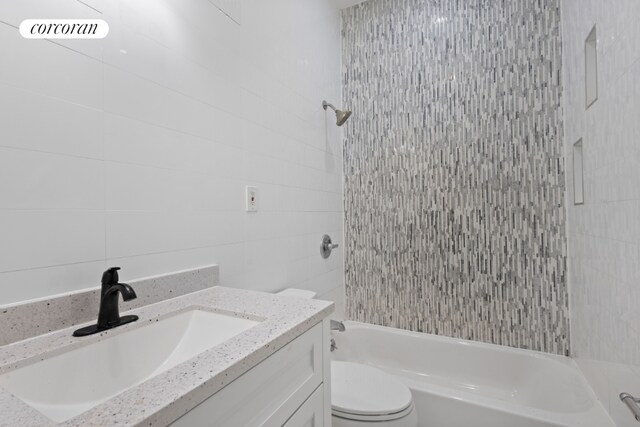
<box><xmin>276</xmin><ymin>288</ymin><xmax>317</xmax><ymax>299</ymax></box>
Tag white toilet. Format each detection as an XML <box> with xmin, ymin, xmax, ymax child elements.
<box><xmin>331</xmin><ymin>361</ymin><xmax>418</xmax><ymax>427</ymax></box>
<box><xmin>276</xmin><ymin>289</ymin><xmax>418</xmax><ymax>427</ymax></box>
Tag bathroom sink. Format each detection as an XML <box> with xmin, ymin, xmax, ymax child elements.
<box><xmin>0</xmin><ymin>309</ymin><xmax>260</xmax><ymax>423</ymax></box>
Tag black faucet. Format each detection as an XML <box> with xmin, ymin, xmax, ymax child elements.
<box><xmin>73</xmin><ymin>267</ymin><xmax>139</xmax><ymax>337</ymax></box>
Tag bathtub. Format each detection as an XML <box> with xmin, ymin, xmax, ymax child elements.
<box><xmin>331</xmin><ymin>321</ymin><xmax>614</xmax><ymax>427</ymax></box>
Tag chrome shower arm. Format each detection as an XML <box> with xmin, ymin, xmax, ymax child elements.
<box><xmin>322</xmin><ymin>100</ymin><xmax>336</xmax><ymax>111</ymax></box>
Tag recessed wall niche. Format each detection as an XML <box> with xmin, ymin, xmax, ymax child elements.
<box><xmin>585</xmin><ymin>25</ymin><xmax>598</xmax><ymax>108</ymax></box>
<box><xmin>573</xmin><ymin>139</ymin><xmax>584</xmax><ymax>205</ymax></box>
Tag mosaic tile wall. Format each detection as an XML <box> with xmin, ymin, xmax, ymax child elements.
<box><xmin>342</xmin><ymin>0</ymin><xmax>569</xmax><ymax>355</ymax></box>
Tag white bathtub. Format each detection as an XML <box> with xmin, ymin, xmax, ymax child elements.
<box><xmin>331</xmin><ymin>321</ymin><xmax>614</xmax><ymax>427</ymax></box>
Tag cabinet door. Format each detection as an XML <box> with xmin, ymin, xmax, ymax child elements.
<box><xmin>283</xmin><ymin>385</ymin><xmax>324</xmax><ymax>427</ymax></box>
<box><xmin>170</xmin><ymin>323</ymin><xmax>324</xmax><ymax>427</ymax></box>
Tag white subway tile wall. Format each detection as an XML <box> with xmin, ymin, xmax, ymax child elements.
<box><xmin>562</xmin><ymin>0</ymin><xmax>640</xmax><ymax>425</ymax></box>
<box><xmin>0</xmin><ymin>0</ymin><xmax>344</xmax><ymax>311</ymax></box>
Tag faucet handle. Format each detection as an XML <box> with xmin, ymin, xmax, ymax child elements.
<box><xmin>102</xmin><ymin>267</ymin><xmax>121</xmax><ymax>286</ymax></box>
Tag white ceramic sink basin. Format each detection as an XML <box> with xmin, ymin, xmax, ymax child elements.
<box><xmin>0</xmin><ymin>309</ymin><xmax>259</xmax><ymax>422</ymax></box>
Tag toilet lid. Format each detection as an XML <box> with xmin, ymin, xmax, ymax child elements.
<box><xmin>331</xmin><ymin>361</ymin><xmax>413</xmax><ymax>417</ymax></box>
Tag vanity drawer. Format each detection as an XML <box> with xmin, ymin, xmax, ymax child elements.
<box><xmin>283</xmin><ymin>385</ymin><xmax>324</xmax><ymax>427</ymax></box>
<box><xmin>170</xmin><ymin>322</ymin><xmax>324</xmax><ymax>427</ymax></box>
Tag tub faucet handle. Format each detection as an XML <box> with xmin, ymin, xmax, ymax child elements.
<box><xmin>321</xmin><ymin>235</ymin><xmax>339</xmax><ymax>259</ymax></box>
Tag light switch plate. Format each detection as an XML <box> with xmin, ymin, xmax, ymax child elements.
<box><xmin>246</xmin><ymin>186</ymin><xmax>258</xmax><ymax>212</ymax></box>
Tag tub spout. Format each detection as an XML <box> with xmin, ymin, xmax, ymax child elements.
<box><xmin>620</xmin><ymin>393</ymin><xmax>640</xmax><ymax>421</ymax></box>
<box><xmin>331</xmin><ymin>320</ymin><xmax>345</xmax><ymax>332</ymax></box>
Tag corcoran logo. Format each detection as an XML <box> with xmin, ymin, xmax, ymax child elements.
<box><xmin>19</xmin><ymin>19</ymin><xmax>109</xmax><ymax>39</ymax></box>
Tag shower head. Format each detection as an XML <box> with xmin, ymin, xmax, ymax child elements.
<box><xmin>323</xmin><ymin>100</ymin><xmax>352</xmax><ymax>126</ymax></box>
<box><xmin>335</xmin><ymin>109</ymin><xmax>352</xmax><ymax>126</ymax></box>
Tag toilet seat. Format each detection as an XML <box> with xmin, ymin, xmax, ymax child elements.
<box><xmin>331</xmin><ymin>361</ymin><xmax>414</xmax><ymax>422</ymax></box>
<box><xmin>332</xmin><ymin>403</ymin><xmax>415</xmax><ymax>422</ymax></box>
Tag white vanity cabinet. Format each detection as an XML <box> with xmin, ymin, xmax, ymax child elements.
<box><xmin>170</xmin><ymin>320</ymin><xmax>331</xmax><ymax>427</ymax></box>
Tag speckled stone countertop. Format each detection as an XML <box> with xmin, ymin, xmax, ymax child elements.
<box><xmin>0</xmin><ymin>287</ymin><xmax>333</xmax><ymax>427</ymax></box>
